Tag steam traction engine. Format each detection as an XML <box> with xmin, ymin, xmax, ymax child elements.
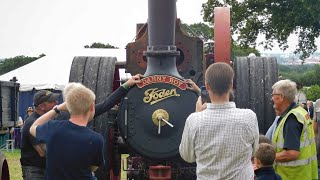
<box><xmin>69</xmin><ymin>0</ymin><xmax>278</xmax><ymax>179</ymax></box>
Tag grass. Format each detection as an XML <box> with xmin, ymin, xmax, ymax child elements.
<box><xmin>2</xmin><ymin>149</ymin><xmax>22</xmax><ymax>180</ymax></box>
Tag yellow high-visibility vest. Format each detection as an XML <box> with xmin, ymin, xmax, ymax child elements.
<box><xmin>272</xmin><ymin>106</ymin><xmax>318</xmax><ymax>180</ymax></box>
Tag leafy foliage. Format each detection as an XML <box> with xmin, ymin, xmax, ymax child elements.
<box><xmin>202</xmin><ymin>0</ymin><xmax>320</xmax><ymax>60</ymax></box>
<box><xmin>181</xmin><ymin>22</ymin><xmax>214</xmax><ymax>41</ymax></box>
<box><xmin>280</xmin><ymin>64</ymin><xmax>320</xmax><ymax>100</ymax></box>
<box><xmin>0</xmin><ymin>54</ymin><xmax>45</xmax><ymax>75</ymax></box>
<box><xmin>279</xmin><ymin>64</ymin><xmax>320</xmax><ymax>86</ymax></box>
<box><xmin>84</xmin><ymin>42</ymin><xmax>118</xmax><ymax>49</ymax></box>
<box><xmin>304</xmin><ymin>85</ymin><xmax>320</xmax><ymax>101</ymax></box>
<box><xmin>181</xmin><ymin>22</ymin><xmax>260</xmax><ymax>58</ymax></box>
<box><xmin>231</xmin><ymin>42</ymin><xmax>260</xmax><ymax>59</ymax></box>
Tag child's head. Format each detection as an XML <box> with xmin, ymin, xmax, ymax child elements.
<box><xmin>254</xmin><ymin>143</ymin><xmax>276</xmax><ymax>168</ymax></box>
<box><xmin>259</xmin><ymin>134</ymin><xmax>271</xmax><ymax>144</ymax></box>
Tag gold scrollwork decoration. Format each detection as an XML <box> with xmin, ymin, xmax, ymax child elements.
<box><xmin>143</xmin><ymin>88</ymin><xmax>180</xmax><ymax>105</ymax></box>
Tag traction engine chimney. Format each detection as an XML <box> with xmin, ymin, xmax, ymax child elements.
<box><xmin>144</xmin><ymin>0</ymin><xmax>181</xmax><ymax>78</ymax></box>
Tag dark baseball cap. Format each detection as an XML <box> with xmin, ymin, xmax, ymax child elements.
<box><xmin>33</xmin><ymin>90</ymin><xmax>60</xmax><ymax>107</ymax></box>
<box><xmin>26</xmin><ymin>107</ymin><xmax>33</xmax><ymax>112</ymax></box>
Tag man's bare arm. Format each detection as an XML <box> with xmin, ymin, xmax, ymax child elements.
<box><xmin>33</xmin><ymin>144</ymin><xmax>46</xmax><ymax>157</ymax></box>
<box><xmin>276</xmin><ymin>149</ymin><xmax>300</xmax><ymax>162</ymax></box>
<box><xmin>30</xmin><ymin>103</ymin><xmax>67</xmax><ymax>137</ymax></box>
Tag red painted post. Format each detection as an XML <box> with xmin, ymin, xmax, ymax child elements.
<box><xmin>214</xmin><ymin>7</ymin><xmax>231</xmax><ymax>64</ymax></box>
<box><xmin>149</xmin><ymin>166</ymin><xmax>171</xmax><ymax>180</ymax></box>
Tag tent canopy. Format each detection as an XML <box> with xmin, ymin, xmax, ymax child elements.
<box><xmin>0</xmin><ymin>49</ymin><xmax>127</xmax><ymax>91</ymax></box>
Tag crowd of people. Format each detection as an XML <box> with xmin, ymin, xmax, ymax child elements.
<box><xmin>20</xmin><ymin>74</ymin><xmax>141</xmax><ymax>179</ymax></box>
<box><xmin>19</xmin><ymin>62</ymin><xmax>319</xmax><ymax>180</ymax></box>
<box><xmin>180</xmin><ymin>63</ymin><xmax>318</xmax><ymax>180</ymax></box>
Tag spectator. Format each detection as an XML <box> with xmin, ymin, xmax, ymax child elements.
<box><xmin>9</xmin><ymin>116</ymin><xmax>24</xmax><ymax>149</ymax></box>
<box><xmin>271</xmin><ymin>79</ymin><xmax>317</xmax><ymax>180</ymax></box>
<box><xmin>307</xmin><ymin>100</ymin><xmax>314</xmax><ymax>120</ymax></box>
<box><xmin>254</xmin><ymin>143</ymin><xmax>282</xmax><ymax>180</ymax></box>
<box><xmin>179</xmin><ymin>62</ymin><xmax>259</xmax><ymax>179</ymax></box>
<box><xmin>18</xmin><ymin>116</ymin><xmax>24</xmax><ymax>127</ymax></box>
<box><xmin>265</xmin><ymin>116</ymin><xmax>279</xmax><ymax>140</ymax></box>
<box><xmin>26</xmin><ymin>74</ymin><xmax>141</xmax><ymax>179</ymax></box>
<box><xmin>259</xmin><ymin>134</ymin><xmax>271</xmax><ymax>144</ymax></box>
<box><xmin>252</xmin><ymin>135</ymin><xmax>273</xmax><ymax>177</ymax></box>
<box><xmin>300</xmin><ymin>102</ymin><xmax>308</xmax><ymax>111</ymax></box>
<box><xmin>9</xmin><ymin>116</ymin><xmax>23</xmax><ymax>133</ymax></box>
<box><xmin>185</xmin><ymin>79</ymin><xmax>235</xmax><ymax>102</ymax></box>
<box><xmin>24</xmin><ymin>107</ymin><xmax>33</xmax><ymax>121</ymax></box>
<box><xmin>20</xmin><ymin>90</ymin><xmax>60</xmax><ymax>180</ymax></box>
<box><xmin>29</xmin><ymin>83</ymin><xmax>103</xmax><ymax>179</ymax></box>
<box><xmin>312</xmin><ymin>99</ymin><xmax>320</xmax><ymax>175</ymax></box>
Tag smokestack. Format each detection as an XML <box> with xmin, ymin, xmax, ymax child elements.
<box><xmin>143</xmin><ymin>0</ymin><xmax>181</xmax><ymax>78</ymax></box>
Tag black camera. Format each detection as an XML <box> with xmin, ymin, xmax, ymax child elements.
<box><xmin>200</xmin><ymin>86</ymin><xmax>211</xmax><ymax>103</ymax></box>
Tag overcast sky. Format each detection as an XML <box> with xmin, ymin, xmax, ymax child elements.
<box><xmin>0</xmin><ymin>0</ymin><xmax>317</xmax><ymax>59</ymax></box>
<box><xmin>0</xmin><ymin>0</ymin><xmax>209</xmax><ymax>58</ymax></box>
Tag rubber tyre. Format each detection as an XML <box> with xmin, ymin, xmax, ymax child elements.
<box><xmin>234</xmin><ymin>57</ymin><xmax>278</xmax><ymax>134</ymax></box>
<box><xmin>69</xmin><ymin>56</ymin><xmax>117</xmax><ymax>180</ymax></box>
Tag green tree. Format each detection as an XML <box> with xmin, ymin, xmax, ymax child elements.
<box><xmin>182</xmin><ymin>22</ymin><xmax>260</xmax><ymax>57</ymax></box>
<box><xmin>181</xmin><ymin>22</ymin><xmax>214</xmax><ymax>41</ymax></box>
<box><xmin>279</xmin><ymin>64</ymin><xmax>320</xmax><ymax>86</ymax></box>
<box><xmin>303</xmin><ymin>85</ymin><xmax>320</xmax><ymax>101</ymax></box>
<box><xmin>0</xmin><ymin>54</ymin><xmax>45</xmax><ymax>75</ymax></box>
<box><xmin>231</xmin><ymin>42</ymin><xmax>260</xmax><ymax>59</ymax></box>
<box><xmin>84</xmin><ymin>42</ymin><xmax>118</xmax><ymax>49</ymax></box>
<box><xmin>202</xmin><ymin>0</ymin><xmax>320</xmax><ymax>61</ymax></box>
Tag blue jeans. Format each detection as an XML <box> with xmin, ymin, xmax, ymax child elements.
<box><xmin>22</xmin><ymin>166</ymin><xmax>45</xmax><ymax>180</ymax></box>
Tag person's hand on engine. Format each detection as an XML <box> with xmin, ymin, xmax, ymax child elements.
<box><xmin>123</xmin><ymin>74</ymin><xmax>143</xmax><ymax>89</ymax></box>
<box><xmin>185</xmin><ymin>79</ymin><xmax>200</xmax><ymax>95</ymax></box>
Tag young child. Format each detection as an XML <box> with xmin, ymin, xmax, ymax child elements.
<box><xmin>254</xmin><ymin>143</ymin><xmax>282</xmax><ymax>180</ymax></box>
<box><xmin>258</xmin><ymin>134</ymin><xmax>271</xmax><ymax>144</ymax></box>
<box><xmin>252</xmin><ymin>135</ymin><xmax>272</xmax><ymax>169</ymax></box>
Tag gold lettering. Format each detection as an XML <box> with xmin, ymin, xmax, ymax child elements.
<box><xmin>143</xmin><ymin>88</ymin><xmax>180</xmax><ymax>105</ymax></box>
<box><xmin>142</xmin><ymin>78</ymin><xmax>148</xmax><ymax>86</ymax></box>
<box><xmin>143</xmin><ymin>88</ymin><xmax>156</xmax><ymax>104</ymax></box>
<box><xmin>138</xmin><ymin>75</ymin><xmax>186</xmax><ymax>89</ymax></box>
<box><xmin>169</xmin><ymin>77</ymin><xmax>174</xmax><ymax>84</ymax></box>
<box><xmin>157</xmin><ymin>76</ymin><xmax>162</xmax><ymax>82</ymax></box>
<box><xmin>158</xmin><ymin>89</ymin><xmax>164</xmax><ymax>98</ymax></box>
<box><xmin>151</xmin><ymin>76</ymin><xmax>157</xmax><ymax>83</ymax></box>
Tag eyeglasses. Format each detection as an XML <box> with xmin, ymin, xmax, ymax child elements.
<box><xmin>271</xmin><ymin>93</ymin><xmax>281</xmax><ymax>96</ymax></box>
<box><xmin>271</xmin><ymin>93</ymin><xmax>282</xmax><ymax>98</ymax></box>
<box><xmin>270</xmin><ymin>93</ymin><xmax>282</xmax><ymax>101</ymax></box>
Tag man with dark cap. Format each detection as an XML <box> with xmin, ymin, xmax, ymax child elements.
<box><xmin>20</xmin><ymin>90</ymin><xmax>60</xmax><ymax>180</ymax></box>
<box><xmin>24</xmin><ymin>107</ymin><xmax>33</xmax><ymax>121</ymax></box>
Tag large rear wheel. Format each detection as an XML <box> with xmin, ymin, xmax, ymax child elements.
<box><xmin>234</xmin><ymin>57</ymin><xmax>278</xmax><ymax>134</ymax></box>
<box><xmin>69</xmin><ymin>56</ymin><xmax>117</xmax><ymax>180</ymax></box>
